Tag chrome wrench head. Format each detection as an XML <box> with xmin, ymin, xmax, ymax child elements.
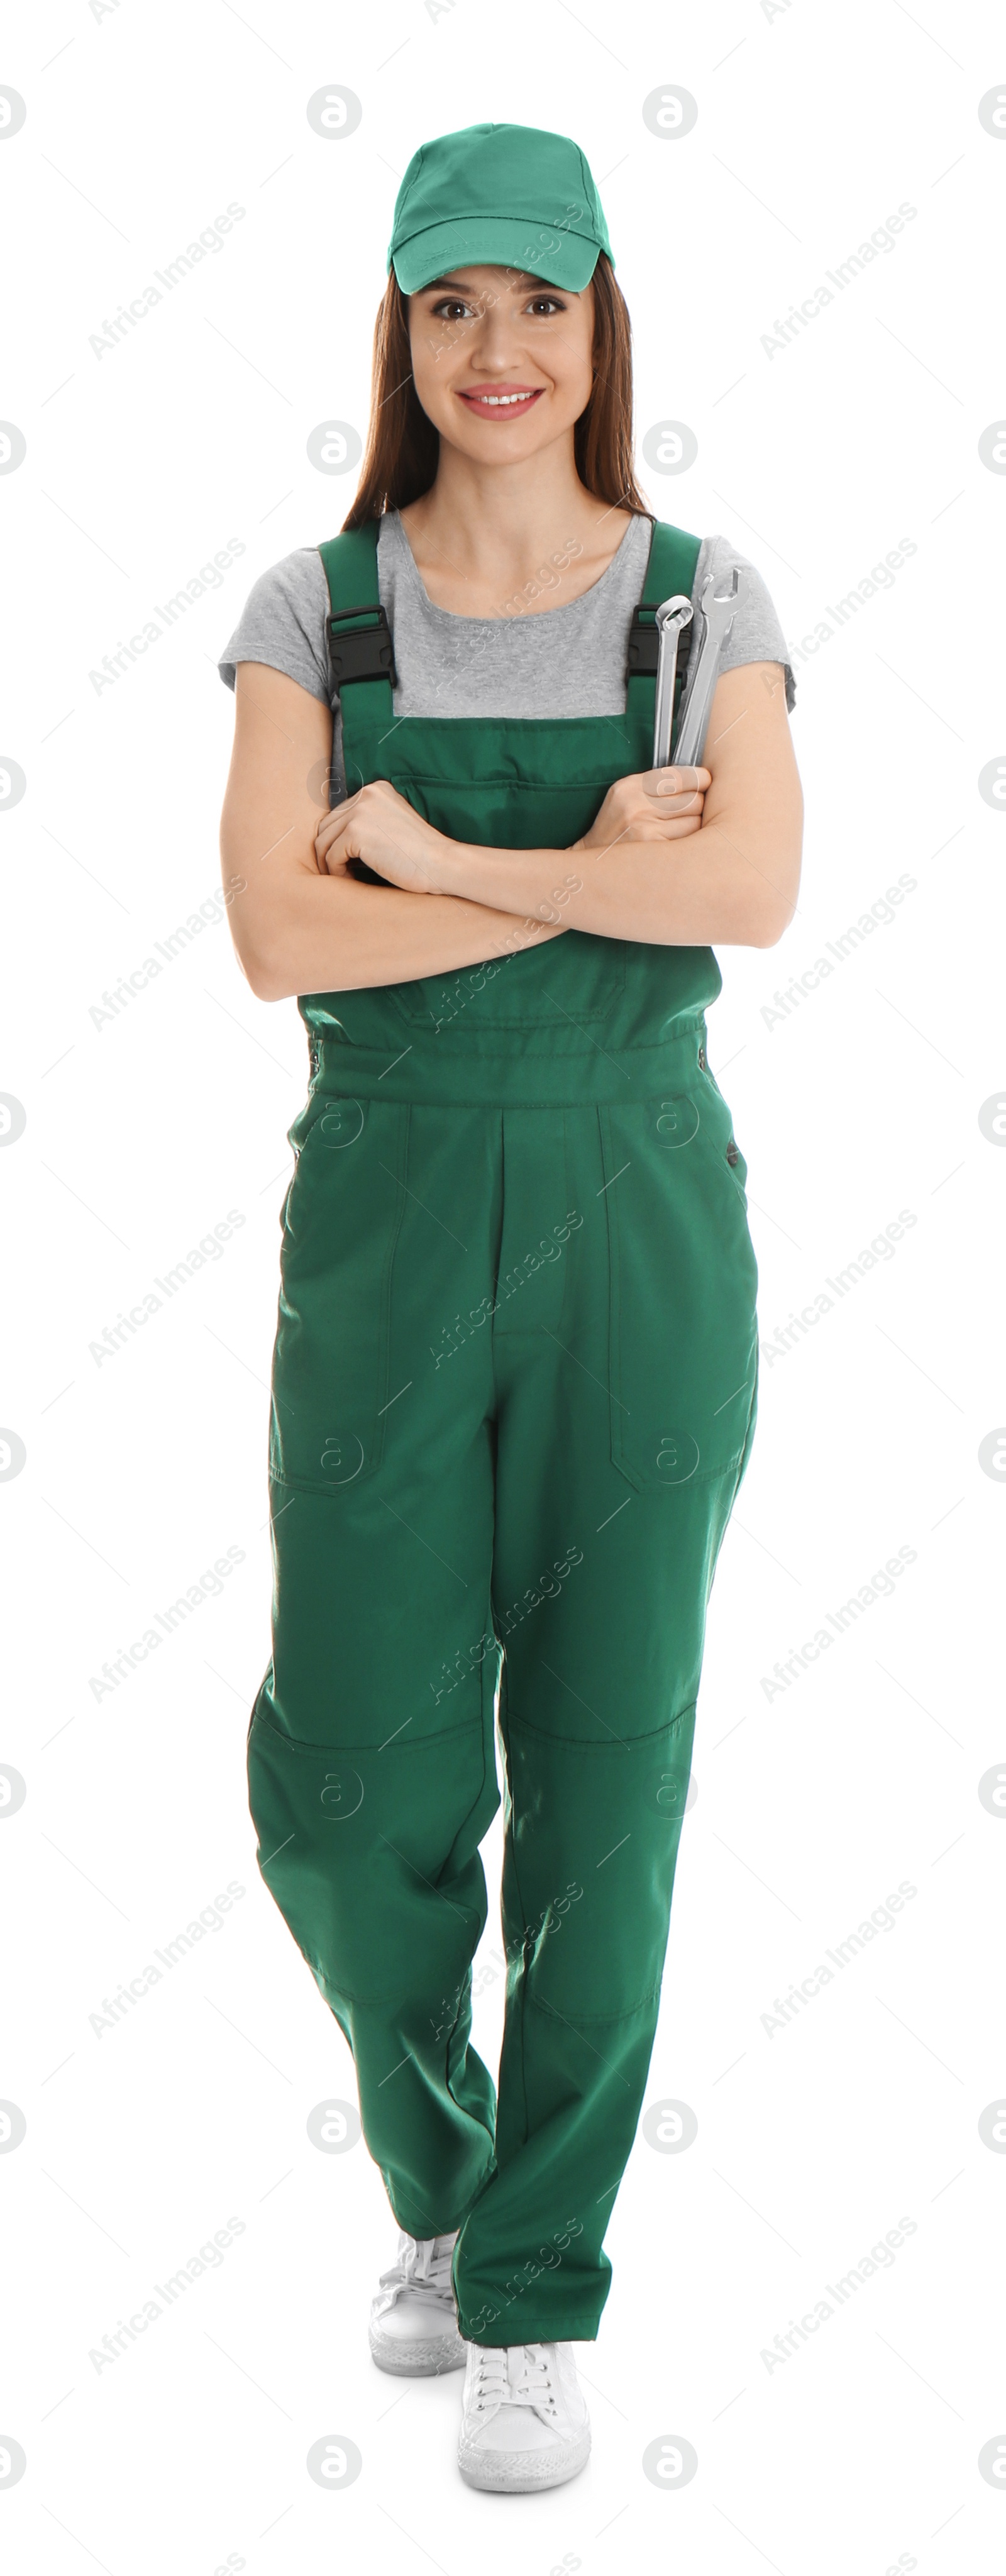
<box><xmin>699</xmin><ymin>561</ymin><xmax>747</xmax><ymax>636</ymax></box>
<box><xmin>651</xmin><ymin>594</ymin><xmax>694</xmax><ymax>770</ymax></box>
<box><xmin>656</xmin><ymin>594</ymin><xmax>695</xmax><ymax>635</ymax></box>
<box><xmin>672</xmin><ymin>565</ymin><xmax>750</xmax><ymax>771</ymax></box>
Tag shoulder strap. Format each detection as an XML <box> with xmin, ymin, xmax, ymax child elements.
<box><xmin>317</xmin><ymin>522</ymin><xmax>396</xmax><ymax>725</ymax></box>
<box><xmin>625</xmin><ymin>518</ymin><xmax>702</xmax><ymax>705</ymax></box>
<box><xmin>644</xmin><ymin>517</ymin><xmax>703</xmax><ymax>602</ymax></box>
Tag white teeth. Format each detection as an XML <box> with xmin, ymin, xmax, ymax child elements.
<box><xmin>470</xmin><ymin>392</ymin><xmax>534</xmax><ymax>406</ymax></box>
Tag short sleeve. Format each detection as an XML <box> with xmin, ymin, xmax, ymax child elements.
<box><xmin>218</xmin><ymin>546</ymin><xmax>332</xmax><ymax>703</ymax></box>
<box><xmin>693</xmin><ymin>532</ymin><xmax>795</xmax><ymax>712</ymax></box>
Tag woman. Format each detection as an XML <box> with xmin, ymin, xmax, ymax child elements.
<box><xmin>218</xmin><ymin>119</ymin><xmax>802</xmax><ymax>2495</ymax></box>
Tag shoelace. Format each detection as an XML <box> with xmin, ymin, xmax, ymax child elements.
<box><xmin>372</xmin><ymin>2233</ymin><xmax>457</xmax><ymax>2319</ymax></box>
<box><xmin>472</xmin><ymin>2343</ymin><xmax>559</xmax><ymax>2418</ymax></box>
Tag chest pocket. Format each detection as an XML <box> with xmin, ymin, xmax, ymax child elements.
<box><xmin>372</xmin><ymin>732</ymin><xmax>633</xmax><ymax>1031</ymax></box>
<box><xmin>389</xmin><ymin>929</ymin><xmax>627</xmax><ymax>1032</ymax></box>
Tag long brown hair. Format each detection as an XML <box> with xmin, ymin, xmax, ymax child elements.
<box><xmin>341</xmin><ymin>253</ymin><xmax>651</xmax><ymax>529</ymax></box>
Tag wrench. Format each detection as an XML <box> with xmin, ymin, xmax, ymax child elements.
<box><xmin>671</xmin><ymin>564</ymin><xmax>749</xmax><ymax>771</ymax></box>
<box><xmin>651</xmin><ymin>594</ymin><xmax>694</xmax><ymax>770</ymax></box>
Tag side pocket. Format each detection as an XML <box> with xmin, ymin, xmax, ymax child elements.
<box><xmin>268</xmin><ymin>1095</ymin><xmax>409</xmax><ymax>1495</ymax></box>
<box><xmin>696</xmin><ymin>1062</ymin><xmax>751</xmax><ymax>1209</ymax></box>
<box><xmin>601</xmin><ymin>1095</ymin><xmax>758</xmax><ymax>1494</ymax></box>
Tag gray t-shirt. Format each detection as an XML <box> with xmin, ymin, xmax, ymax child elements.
<box><xmin>218</xmin><ymin>509</ymin><xmax>794</xmax><ymax>804</ymax></box>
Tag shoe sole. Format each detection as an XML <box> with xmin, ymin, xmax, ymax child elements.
<box><xmin>457</xmin><ymin>2428</ymin><xmax>591</xmax><ymax>2493</ymax></box>
<box><xmin>369</xmin><ymin>2325</ymin><xmax>467</xmax><ymax>2377</ymax></box>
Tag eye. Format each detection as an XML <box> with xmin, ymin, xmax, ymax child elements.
<box><xmin>430</xmin><ymin>297</ymin><xmax>475</xmax><ymax>322</ymax></box>
<box><xmin>526</xmin><ymin>294</ymin><xmax>565</xmax><ymax>316</ymax></box>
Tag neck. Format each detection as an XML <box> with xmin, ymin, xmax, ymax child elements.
<box><xmin>401</xmin><ymin>436</ymin><xmax>629</xmax><ymax>589</ymax></box>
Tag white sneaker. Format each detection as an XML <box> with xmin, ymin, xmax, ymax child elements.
<box><xmin>368</xmin><ymin>2230</ymin><xmax>466</xmax><ymax>2377</ymax></box>
<box><xmin>458</xmin><ymin>2341</ymin><xmax>591</xmax><ymax>2492</ymax></box>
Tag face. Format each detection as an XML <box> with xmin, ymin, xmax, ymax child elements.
<box><xmin>407</xmin><ymin>265</ymin><xmax>595</xmax><ymax>462</ymax></box>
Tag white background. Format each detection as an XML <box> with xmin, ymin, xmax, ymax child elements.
<box><xmin>1</xmin><ymin>1</ymin><xmax>1003</xmax><ymax>2570</ymax></box>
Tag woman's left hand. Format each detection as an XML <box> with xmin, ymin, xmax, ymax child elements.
<box><xmin>314</xmin><ymin>779</ymin><xmax>446</xmax><ymax>893</ymax></box>
<box><xmin>573</xmin><ymin>765</ymin><xmax>710</xmax><ymax>852</ymax></box>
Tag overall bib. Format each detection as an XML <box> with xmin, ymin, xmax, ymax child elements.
<box><xmin>246</xmin><ymin>518</ymin><xmax>760</xmax><ymax>2345</ymax></box>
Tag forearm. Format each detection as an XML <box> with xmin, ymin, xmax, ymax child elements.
<box><xmin>240</xmin><ymin>866</ymin><xmax>565</xmax><ymax>1003</ymax></box>
<box><xmin>437</xmin><ymin>820</ymin><xmax>795</xmax><ymax>949</ymax></box>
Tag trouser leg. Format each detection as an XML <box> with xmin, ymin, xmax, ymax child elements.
<box><xmin>248</xmin><ymin>1574</ymin><xmax>500</xmax><ymax>2236</ymax></box>
<box><xmin>247</xmin><ymin>1096</ymin><xmax>507</xmax><ymax>2237</ymax></box>
<box><xmin>452</xmin><ymin>1092</ymin><xmax>758</xmax><ymax>2341</ymax></box>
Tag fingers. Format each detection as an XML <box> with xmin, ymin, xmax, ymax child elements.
<box><xmin>314</xmin><ymin>810</ymin><xmax>354</xmax><ymax>873</ymax></box>
<box><xmin>314</xmin><ymin>815</ymin><xmax>343</xmax><ymax>863</ymax></box>
<box><xmin>642</xmin><ymin>792</ymin><xmax>707</xmax><ymax>826</ymax></box>
<box><xmin>631</xmin><ymin>768</ymin><xmax>710</xmax><ymax>821</ymax></box>
<box><xmin>645</xmin><ymin>775</ymin><xmax>708</xmax><ymax>814</ymax></box>
<box><xmin>314</xmin><ymin>782</ymin><xmax>363</xmax><ymax>862</ymax></box>
<box><xmin>653</xmin><ymin>766</ymin><xmax>711</xmax><ymax>794</ymax></box>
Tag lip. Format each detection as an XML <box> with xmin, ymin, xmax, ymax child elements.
<box><xmin>455</xmin><ymin>386</ymin><xmax>544</xmax><ymax>417</ymax></box>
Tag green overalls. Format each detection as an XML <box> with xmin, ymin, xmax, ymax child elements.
<box><xmin>246</xmin><ymin>517</ymin><xmax>759</xmax><ymax>2345</ymax></box>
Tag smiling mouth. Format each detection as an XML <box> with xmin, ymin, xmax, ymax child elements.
<box><xmin>455</xmin><ymin>388</ymin><xmax>544</xmax><ymax>416</ymax></box>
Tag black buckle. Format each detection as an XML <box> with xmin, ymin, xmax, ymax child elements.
<box><xmin>625</xmin><ymin>602</ymin><xmax>693</xmax><ymax>688</ymax></box>
<box><xmin>327</xmin><ymin>602</ymin><xmax>397</xmax><ymax>688</ymax></box>
<box><xmin>626</xmin><ymin>605</ymin><xmax>659</xmax><ymax>679</ymax></box>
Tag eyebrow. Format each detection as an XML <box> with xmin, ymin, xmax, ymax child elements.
<box><xmin>418</xmin><ymin>272</ymin><xmax>563</xmax><ymax>296</ymax></box>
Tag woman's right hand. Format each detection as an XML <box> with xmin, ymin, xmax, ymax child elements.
<box><xmin>572</xmin><ymin>765</ymin><xmax>710</xmax><ymax>853</ymax></box>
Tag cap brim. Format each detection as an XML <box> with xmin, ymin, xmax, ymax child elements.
<box><xmin>391</xmin><ymin>216</ymin><xmax>600</xmax><ymax>294</ymax></box>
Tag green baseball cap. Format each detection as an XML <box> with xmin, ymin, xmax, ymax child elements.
<box><xmin>387</xmin><ymin>121</ymin><xmax>614</xmax><ymax>295</ymax></box>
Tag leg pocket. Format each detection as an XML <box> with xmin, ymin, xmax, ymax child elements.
<box><xmin>269</xmin><ymin>1094</ymin><xmax>409</xmax><ymax>1495</ymax></box>
<box><xmin>600</xmin><ymin>1090</ymin><xmax>758</xmax><ymax>1494</ymax></box>
<box><xmin>500</xmin><ymin>1705</ymin><xmax>697</xmax><ymax>2021</ymax></box>
<box><xmin>247</xmin><ymin>1700</ymin><xmax>500</xmax><ymax>2009</ymax></box>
